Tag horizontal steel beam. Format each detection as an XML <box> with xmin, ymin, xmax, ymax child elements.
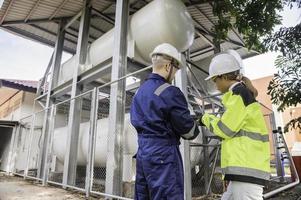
<box><xmin>92</xmin><ymin>7</ymin><xmax>115</xmax><ymax>25</ymax></box>
<box><xmin>1</xmin><ymin>16</ymin><xmax>72</xmax><ymax>26</ymax></box>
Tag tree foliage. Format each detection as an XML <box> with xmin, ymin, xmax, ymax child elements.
<box><xmin>265</xmin><ymin>23</ymin><xmax>301</xmax><ymax>132</ymax></box>
<box><xmin>212</xmin><ymin>0</ymin><xmax>283</xmax><ymax>51</ymax></box>
<box><xmin>211</xmin><ymin>0</ymin><xmax>301</xmax><ymax>132</ymax></box>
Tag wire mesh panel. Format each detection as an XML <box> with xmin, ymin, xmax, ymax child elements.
<box><xmin>26</xmin><ymin>110</ymin><xmax>45</xmax><ymax>179</ymax></box>
<box><xmin>190</xmin><ymin>142</ymin><xmax>223</xmax><ymax>198</ymax></box>
<box><xmin>47</xmin><ymin>102</ymin><xmax>71</xmax><ymax>184</ymax></box>
<box><xmin>91</xmin><ymin>91</ymin><xmax>110</xmax><ymax>194</ymax></box>
<box><xmin>14</xmin><ymin>115</ymin><xmax>33</xmax><ymax>176</ymax></box>
<box><xmin>90</xmin><ymin>78</ymin><xmax>139</xmax><ymax>199</ymax></box>
<box><xmin>73</xmin><ymin>91</ymin><xmax>93</xmax><ymax>189</ymax></box>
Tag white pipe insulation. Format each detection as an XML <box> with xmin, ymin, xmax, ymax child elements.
<box><xmin>58</xmin><ymin>0</ymin><xmax>195</xmax><ymax>85</ymax></box>
<box><xmin>52</xmin><ymin>114</ymin><xmax>203</xmax><ymax>167</ymax></box>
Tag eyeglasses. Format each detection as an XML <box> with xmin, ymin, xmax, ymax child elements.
<box><xmin>212</xmin><ymin>76</ymin><xmax>220</xmax><ymax>82</ymax></box>
<box><xmin>171</xmin><ymin>60</ymin><xmax>180</xmax><ymax>69</ymax></box>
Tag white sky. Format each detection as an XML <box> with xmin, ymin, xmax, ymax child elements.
<box><xmin>0</xmin><ymin>4</ymin><xmax>300</xmax><ymax>81</ymax></box>
<box><xmin>243</xmin><ymin>4</ymin><xmax>301</xmax><ymax>80</ymax></box>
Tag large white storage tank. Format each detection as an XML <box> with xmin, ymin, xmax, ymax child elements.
<box><xmin>52</xmin><ymin>0</ymin><xmax>203</xmax><ymax>177</ymax></box>
<box><xmin>59</xmin><ymin>0</ymin><xmax>195</xmax><ymax>85</ymax></box>
<box><xmin>52</xmin><ymin>114</ymin><xmax>203</xmax><ymax>168</ymax></box>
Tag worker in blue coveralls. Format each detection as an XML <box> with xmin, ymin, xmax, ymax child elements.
<box><xmin>130</xmin><ymin>43</ymin><xmax>200</xmax><ymax>200</ymax></box>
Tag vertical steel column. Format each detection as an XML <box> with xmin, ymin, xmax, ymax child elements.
<box><xmin>63</xmin><ymin>0</ymin><xmax>91</xmax><ymax>186</ymax></box>
<box><xmin>37</xmin><ymin>18</ymin><xmax>66</xmax><ymax>182</ymax></box>
<box><xmin>11</xmin><ymin>125</ymin><xmax>22</xmax><ymax>174</ymax></box>
<box><xmin>7</xmin><ymin>125</ymin><xmax>19</xmax><ymax>174</ymax></box>
<box><xmin>203</xmin><ymin>132</ymin><xmax>210</xmax><ymax>193</ymax></box>
<box><xmin>42</xmin><ymin>106</ymin><xmax>56</xmax><ymax>185</ymax></box>
<box><xmin>175</xmin><ymin>56</ymin><xmax>192</xmax><ymax>200</ymax></box>
<box><xmin>25</xmin><ymin>114</ymin><xmax>36</xmax><ymax>178</ymax></box>
<box><xmin>105</xmin><ymin>0</ymin><xmax>129</xmax><ymax>196</ymax></box>
<box><xmin>85</xmin><ymin>88</ymin><xmax>98</xmax><ymax>197</ymax></box>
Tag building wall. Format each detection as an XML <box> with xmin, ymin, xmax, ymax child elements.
<box><xmin>252</xmin><ymin>76</ymin><xmax>301</xmax><ymax>150</ymax></box>
<box><xmin>0</xmin><ymin>89</ymin><xmax>23</xmax><ymax>120</ymax></box>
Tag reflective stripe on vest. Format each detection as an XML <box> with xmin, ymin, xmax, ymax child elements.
<box><xmin>217</xmin><ymin>121</ymin><xmax>269</xmax><ymax>142</ymax></box>
<box><xmin>222</xmin><ymin>166</ymin><xmax>270</xmax><ymax>180</ymax></box>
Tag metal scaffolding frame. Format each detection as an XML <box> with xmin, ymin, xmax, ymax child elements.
<box><xmin>105</xmin><ymin>0</ymin><xmax>129</xmax><ymax>196</ymax></box>
<box><xmin>1</xmin><ymin>0</ymin><xmax>271</xmax><ymax>199</ymax></box>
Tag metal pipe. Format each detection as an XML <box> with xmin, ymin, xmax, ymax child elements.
<box><xmin>263</xmin><ymin>179</ymin><xmax>299</xmax><ymax>199</ymax></box>
<box><xmin>206</xmin><ymin>146</ymin><xmax>220</xmax><ymax>195</ymax></box>
<box><xmin>90</xmin><ymin>191</ymin><xmax>133</xmax><ymax>200</ymax></box>
<box><xmin>47</xmin><ymin>180</ymin><xmax>86</xmax><ymax>192</ymax></box>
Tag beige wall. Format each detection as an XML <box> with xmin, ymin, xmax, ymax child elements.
<box><xmin>0</xmin><ymin>89</ymin><xmax>24</xmax><ymax>120</ymax></box>
<box><xmin>252</xmin><ymin>76</ymin><xmax>301</xmax><ymax>150</ymax></box>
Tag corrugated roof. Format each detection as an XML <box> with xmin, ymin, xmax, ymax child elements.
<box><xmin>0</xmin><ymin>79</ymin><xmax>39</xmax><ymax>93</ymax></box>
<box><xmin>0</xmin><ymin>0</ymin><xmax>256</xmax><ymax>59</ymax></box>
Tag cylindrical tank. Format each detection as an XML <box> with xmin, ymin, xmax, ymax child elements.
<box><xmin>59</xmin><ymin>0</ymin><xmax>195</xmax><ymax>85</ymax></box>
<box><xmin>52</xmin><ymin>114</ymin><xmax>203</xmax><ymax>167</ymax></box>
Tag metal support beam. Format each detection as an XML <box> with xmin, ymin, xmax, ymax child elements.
<box><xmin>7</xmin><ymin>126</ymin><xmax>19</xmax><ymax>174</ymax></box>
<box><xmin>105</xmin><ymin>0</ymin><xmax>129</xmax><ymax>196</ymax></box>
<box><xmin>195</xmin><ymin>29</ymin><xmax>215</xmax><ymax>47</ymax></box>
<box><xmin>49</xmin><ymin>0</ymin><xmax>69</xmax><ymax>20</ymax></box>
<box><xmin>85</xmin><ymin>88</ymin><xmax>98</xmax><ymax>197</ymax></box>
<box><xmin>37</xmin><ymin>51</ymin><xmax>54</xmax><ymax>96</ymax></box>
<box><xmin>63</xmin><ymin>0</ymin><xmax>91</xmax><ymax>186</ymax></box>
<box><xmin>52</xmin><ymin>21</ymin><xmax>66</xmax><ymax>89</ymax></box>
<box><xmin>1</xmin><ymin>16</ymin><xmax>72</xmax><ymax>26</ymax></box>
<box><xmin>30</xmin><ymin>24</ymin><xmax>78</xmax><ymax>46</ymax></box>
<box><xmin>63</xmin><ymin>11</ymin><xmax>82</xmax><ymax>31</ymax></box>
<box><xmin>10</xmin><ymin>126</ymin><xmax>21</xmax><ymax>174</ymax></box>
<box><xmin>92</xmin><ymin>7</ymin><xmax>115</xmax><ymax>25</ymax></box>
<box><xmin>24</xmin><ymin>0</ymin><xmax>43</xmax><ymax>22</ymax></box>
<box><xmin>0</xmin><ymin>0</ymin><xmax>17</xmax><ymax>25</ymax></box>
<box><xmin>36</xmin><ymin>19</ymin><xmax>66</xmax><ymax>185</ymax></box>
<box><xmin>175</xmin><ymin>53</ymin><xmax>192</xmax><ymax>200</ymax></box>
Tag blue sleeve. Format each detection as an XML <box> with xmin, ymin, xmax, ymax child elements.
<box><xmin>161</xmin><ymin>86</ymin><xmax>199</xmax><ymax>140</ymax></box>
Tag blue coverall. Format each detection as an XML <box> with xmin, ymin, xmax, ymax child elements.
<box><xmin>130</xmin><ymin>73</ymin><xmax>199</xmax><ymax>200</ymax></box>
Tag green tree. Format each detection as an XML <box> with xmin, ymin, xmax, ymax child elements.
<box><xmin>211</xmin><ymin>0</ymin><xmax>301</xmax><ymax>132</ymax></box>
<box><xmin>265</xmin><ymin>23</ymin><xmax>301</xmax><ymax>133</ymax></box>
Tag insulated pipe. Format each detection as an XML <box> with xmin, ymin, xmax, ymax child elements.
<box><xmin>52</xmin><ymin>114</ymin><xmax>203</xmax><ymax>167</ymax></box>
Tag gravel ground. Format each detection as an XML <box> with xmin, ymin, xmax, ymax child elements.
<box><xmin>0</xmin><ymin>172</ymin><xmax>100</xmax><ymax>200</ymax></box>
<box><xmin>1</xmin><ymin>172</ymin><xmax>300</xmax><ymax>200</ymax></box>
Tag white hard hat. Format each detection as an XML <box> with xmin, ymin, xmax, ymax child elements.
<box><xmin>205</xmin><ymin>53</ymin><xmax>241</xmax><ymax>81</ymax></box>
<box><xmin>150</xmin><ymin>43</ymin><xmax>183</xmax><ymax>68</ymax></box>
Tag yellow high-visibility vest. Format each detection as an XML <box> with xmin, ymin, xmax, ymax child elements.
<box><xmin>202</xmin><ymin>83</ymin><xmax>270</xmax><ymax>185</ymax></box>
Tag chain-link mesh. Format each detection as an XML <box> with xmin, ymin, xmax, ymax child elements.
<box><xmin>26</xmin><ymin>110</ymin><xmax>45</xmax><ymax>179</ymax></box>
<box><xmin>91</xmin><ymin>92</ymin><xmax>110</xmax><ymax>194</ymax></box>
<box><xmin>47</xmin><ymin>102</ymin><xmax>70</xmax><ymax>184</ymax></box>
<box><xmin>14</xmin><ymin>115</ymin><xmax>33</xmax><ymax>176</ymax></box>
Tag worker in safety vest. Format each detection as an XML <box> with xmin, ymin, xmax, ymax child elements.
<box><xmin>130</xmin><ymin>43</ymin><xmax>199</xmax><ymax>200</ymax></box>
<box><xmin>199</xmin><ymin>50</ymin><xmax>270</xmax><ymax>200</ymax></box>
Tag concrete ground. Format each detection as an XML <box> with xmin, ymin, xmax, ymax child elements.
<box><xmin>1</xmin><ymin>172</ymin><xmax>301</xmax><ymax>200</ymax></box>
<box><xmin>0</xmin><ymin>172</ymin><xmax>99</xmax><ymax>200</ymax></box>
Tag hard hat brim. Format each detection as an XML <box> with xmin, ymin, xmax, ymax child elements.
<box><xmin>205</xmin><ymin>75</ymin><xmax>214</xmax><ymax>81</ymax></box>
